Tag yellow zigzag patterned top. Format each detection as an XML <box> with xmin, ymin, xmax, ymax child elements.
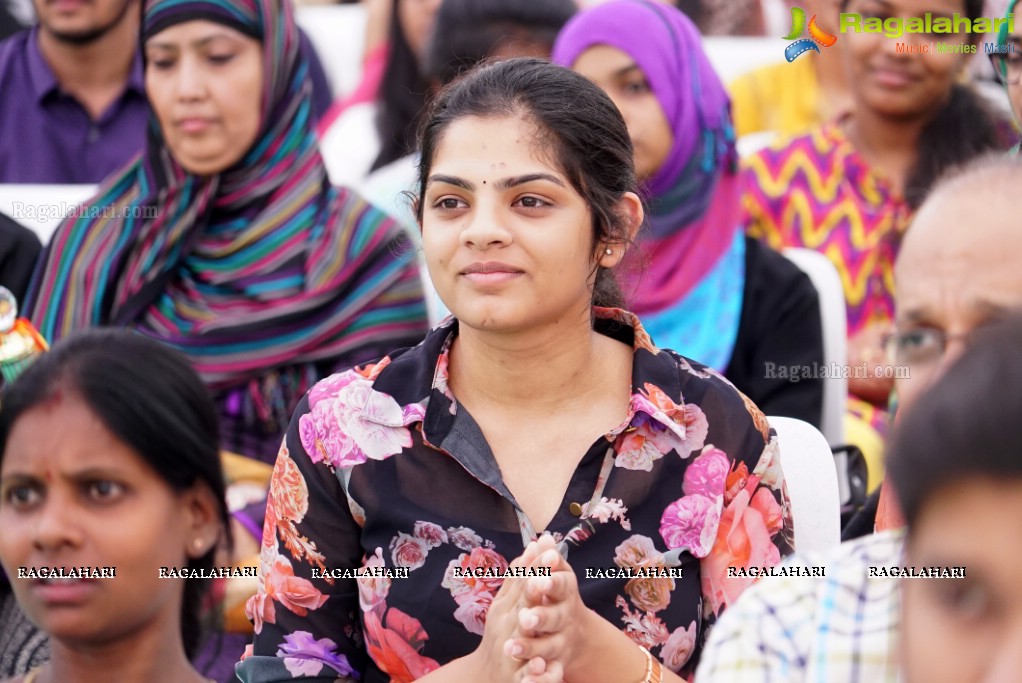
<box><xmin>740</xmin><ymin>123</ymin><xmax>911</xmax><ymax>338</ymax></box>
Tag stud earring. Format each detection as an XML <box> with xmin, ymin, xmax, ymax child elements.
<box><xmin>605</xmin><ymin>248</ymin><xmax>613</xmax><ymax>255</ymax></box>
<box><xmin>193</xmin><ymin>538</ymin><xmax>205</xmax><ymax>553</ymax></box>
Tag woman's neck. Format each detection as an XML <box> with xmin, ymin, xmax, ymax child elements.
<box><xmin>36</xmin><ymin>2</ymin><xmax>140</xmax><ymax>120</ymax></box>
<box><xmin>813</xmin><ymin>51</ymin><xmax>853</xmax><ymax>122</ymax></box>
<box><xmin>843</xmin><ymin>106</ymin><xmax>931</xmax><ymax>196</ymax></box>
<box><xmin>39</xmin><ymin>625</ymin><xmax>202</xmax><ymax>683</ymax></box>
<box><xmin>448</xmin><ymin>310</ymin><xmax>627</xmax><ymax>417</ymax></box>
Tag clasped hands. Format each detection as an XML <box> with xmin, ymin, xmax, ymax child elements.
<box><xmin>475</xmin><ymin>533</ymin><xmax>589</xmax><ymax>683</ymax></box>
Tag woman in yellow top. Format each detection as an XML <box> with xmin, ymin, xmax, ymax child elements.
<box><xmin>729</xmin><ymin>0</ymin><xmax>852</xmax><ymax>140</ymax></box>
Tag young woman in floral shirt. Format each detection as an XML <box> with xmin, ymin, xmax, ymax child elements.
<box><xmin>238</xmin><ymin>58</ymin><xmax>794</xmax><ymax>683</ymax></box>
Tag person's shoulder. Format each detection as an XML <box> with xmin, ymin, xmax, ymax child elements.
<box><xmin>731</xmin><ymin>532</ymin><xmax>904</xmax><ymax>613</ymax></box>
<box><xmin>0</xmin><ymin>27</ymin><xmax>31</xmax><ymax>70</ymax></box>
<box><xmin>749</xmin><ymin>125</ymin><xmax>828</xmax><ymax>162</ymax></box>
<box><xmin>0</xmin><ymin>212</ymin><xmax>42</xmax><ymax>249</ymax></box>
<box><xmin>305</xmin><ymin>353</ymin><xmax>401</xmax><ymax>408</ymax></box>
<box><xmin>304</xmin><ymin>324</ymin><xmax>443</xmax><ymax>410</ymax></box>
<box><xmin>629</xmin><ymin>320</ymin><xmax>740</xmax><ymax>401</ymax></box>
<box><xmin>791</xmin><ymin>529</ymin><xmax>905</xmax><ymax>598</ymax></box>
<box><xmin>744</xmin><ymin>235</ymin><xmax>791</xmax><ymax>271</ymax></box>
<box><xmin>743</xmin><ymin>236</ymin><xmax>814</xmax><ymax>291</ymax></box>
<box><xmin>0</xmin><ymin>26</ymin><xmax>29</xmax><ymax>52</ymax></box>
<box><xmin>829</xmin><ymin>528</ymin><xmax>905</xmax><ymax>567</ymax></box>
<box><xmin>659</xmin><ymin>347</ymin><xmax>732</xmax><ymax>394</ymax></box>
<box><xmin>661</xmin><ymin>347</ymin><xmax>773</xmax><ymax>438</ymax></box>
<box><xmin>730</xmin><ymin>58</ymin><xmax>808</xmax><ymax>95</ymax></box>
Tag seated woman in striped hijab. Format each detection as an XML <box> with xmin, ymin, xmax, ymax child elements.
<box><xmin>23</xmin><ymin>0</ymin><xmax>429</xmax><ymax>464</ymax></box>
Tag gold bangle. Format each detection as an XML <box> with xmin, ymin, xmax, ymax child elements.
<box><xmin>638</xmin><ymin>647</ymin><xmax>663</xmax><ymax>683</ymax></box>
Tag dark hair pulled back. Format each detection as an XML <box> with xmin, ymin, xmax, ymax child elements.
<box><xmin>415</xmin><ymin>57</ymin><xmax>642</xmax><ymax>309</ymax></box>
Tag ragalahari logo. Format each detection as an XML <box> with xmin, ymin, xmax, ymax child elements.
<box><xmin>784</xmin><ymin>7</ymin><xmax>838</xmax><ymax>62</ymax></box>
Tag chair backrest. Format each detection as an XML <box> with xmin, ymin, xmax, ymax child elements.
<box><xmin>782</xmin><ymin>247</ymin><xmax>848</xmax><ymax>446</ymax></box>
<box><xmin>769</xmin><ymin>415</ymin><xmax>841</xmax><ymax>554</ymax></box>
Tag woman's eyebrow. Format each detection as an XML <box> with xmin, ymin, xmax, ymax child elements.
<box><xmin>614</xmin><ymin>63</ymin><xmax>643</xmax><ymax>79</ymax></box>
<box><xmin>426</xmin><ymin>173</ymin><xmax>566</xmax><ymax>191</ymax></box>
<box><xmin>427</xmin><ymin>174</ymin><xmax>473</xmax><ymax>191</ymax></box>
<box><xmin>0</xmin><ymin>473</ymin><xmax>36</xmax><ymax>486</ymax></box>
<box><xmin>495</xmin><ymin>173</ymin><xmax>565</xmax><ymax>190</ymax></box>
<box><xmin>146</xmin><ymin>34</ymin><xmax>235</xmax><ymax>51</ymax></box>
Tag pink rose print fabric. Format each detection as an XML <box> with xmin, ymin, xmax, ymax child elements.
<box><xmin>237</xmin><ymin>309</ymin><xmax>793</xmax><ymax>683</ymax></box>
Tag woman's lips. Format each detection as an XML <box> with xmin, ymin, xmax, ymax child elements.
<box><xmin>177</xmin><ymin>118</ymin><xmax>215</xmax><ymax>133</ymax></box>
<box><xmin>459</xmin><ymin>262</ymin><xmax>525</xmax><ymax>285</ymax></box>
<box><xmin>50</xmin><ymin>0</ymin><xmax>87</xmax><ymax>13</ymax></box>
<box><xmin>461</xmin><ymin>271</ymin><xmax>524</xmax><ymax>285</ymax></box>
<box><xmin>871</xmin><ymin>68</ymin><xmax>916</xmax><ymax>88</ymax></box>
<box><xmin>30</xmin><ymin>578</ymin><xmax>99</xmax><ymax>606</ymax></box>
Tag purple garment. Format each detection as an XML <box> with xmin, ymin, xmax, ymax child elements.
<box><xmin>552</xmin><ymin>0</ymin><xmax>731</xmax><ymax>200</ymax></box>
<box><xmin>552</xmin><ymin>0</ymin><xmax>742</xmax><ymax>316</ymax></box>
<box><xmin>0</xmin><ymin>27</ymin><xmax>149</xmax><ymax>184</ymax></box>
<box><xmin>0</xmin><ymin>27</ymin><xmax>329</xmax><ymax>186</ymax></box>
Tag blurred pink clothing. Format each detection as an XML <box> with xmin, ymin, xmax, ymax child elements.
<box><xmin>317</xmin><ymin>42</ymin><xmax>388</xmax><ymax>136</ymax></box>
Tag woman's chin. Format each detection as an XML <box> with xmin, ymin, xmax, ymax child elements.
<box><xmin>458</xmin><ymin>313</ymin><xmax>519</xmax><ymax>333</ymax></box>
<box><xmin>452</xmin><ymin>302</ymin><xmax>528</xmax><ymax>333</ymax></box>
<box><xmin>28</xmin><ymin>612</ymin><xmax>106</xmax><ymax>646</ymax></box>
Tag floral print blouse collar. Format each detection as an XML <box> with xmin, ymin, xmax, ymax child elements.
<box><xmin>354</xmin><ymin>307</ymin><xmax>719</xmax><ymax>460</ymax></box>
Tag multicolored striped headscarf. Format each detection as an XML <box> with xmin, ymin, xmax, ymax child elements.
<box><xmin>997</xmin><ymin>0</ymin><xmax>1019</xmax><ymax>54</ymax></box>
<box><xmin>552</xmin><ymin>0</ymin><xmax>742</xmax><ymax>316</ymax></box>
<box><xmin>25</xmin><ymin>0</ymin><xmax>427</xmax><ymax>390</ymax></box>
<box><xmin>996</xmin><ymin>0</ymin><xmax>1020</xmax><ymax>153</ymax></box>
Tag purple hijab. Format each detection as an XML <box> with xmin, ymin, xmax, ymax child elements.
<box><xmin>553</xmin><ymin>0</ymin><xmax>742</xmax><ymax>315</ymax></box>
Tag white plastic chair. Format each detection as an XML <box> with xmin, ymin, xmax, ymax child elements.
<box><xmin>782</xmin><ymin>248</ymin><xmax>848</xmax><ymax>446</ymax></box>
<box><xmin>769</xmin><ymin>416</ymin><xmax>840</xmax><ymax>554</ymax></box>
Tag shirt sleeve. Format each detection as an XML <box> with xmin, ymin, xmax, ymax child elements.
<box><xmin>236</xmin><ymin>393</ymin><xmax>368</xmax><ymax>683</ymax></box>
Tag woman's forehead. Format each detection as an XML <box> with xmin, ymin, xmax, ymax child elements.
<box><xmin>431</xmin><ymin>115</ymin><xmax>566</xmax><ymax>178</ymax></box>
<box><xmin>145</xmin><ymin>19</ymin><xmax>252</xmax><ymax>47</ymax></box>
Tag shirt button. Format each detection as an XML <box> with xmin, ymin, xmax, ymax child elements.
<box><xmin>568</xmin><ymin>502</ymin><xmax>584</xmax><ymax>517</ymax></box>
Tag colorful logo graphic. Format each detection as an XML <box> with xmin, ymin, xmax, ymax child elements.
<box><xmin>784</xmin><ymin>7</ymin><xmax>838</xmax><ymax>62</ymax></box>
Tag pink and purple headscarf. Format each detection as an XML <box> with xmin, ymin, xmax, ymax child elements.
<box><xmin>553</xmin><ymin>0</ymin><xmax>742</xmax><ymax>315</ymax></box>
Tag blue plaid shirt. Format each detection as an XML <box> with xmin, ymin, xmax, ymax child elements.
<box><xmin>696</xmin><ymin>531</ymin><xmax>903</xmax><ymax>683</ymax></box>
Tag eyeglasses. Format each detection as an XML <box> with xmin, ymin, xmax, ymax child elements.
<box><xmin>989</xmin><ymin>51</ymin><xmax>1022</xmax><ymax>86</ymax></box>
<box><xmin>883</xmin><ymin>327</ymin><xmax>971</xmax><ymax>369</ymax></box>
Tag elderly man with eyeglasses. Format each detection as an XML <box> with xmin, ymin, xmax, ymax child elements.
<box><xmin>696</xmin><ymin>153</ymin><xmax>1022</xmax><ymax>683</ymax></box>
<box><xmin>873</xmin><ymin>154</ymin><xmax>1022</xmax><ymax>529</ymax></box>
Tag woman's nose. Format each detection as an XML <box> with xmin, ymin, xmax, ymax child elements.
<box><xmin>460</xmin><ymin>201</ymin><xmax>513</xmax><ymax>249</ymax></box>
